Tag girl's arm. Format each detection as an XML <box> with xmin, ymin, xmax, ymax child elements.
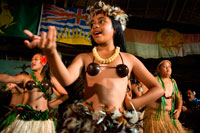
<box><xmin>173</xmin><ymin>81</ymin><xmax>183</xmax><ymax>119</ymax></box>
<box><xmin>45</xmin><ymin>52</ymin><xmax>85</xmax><ymax>87</ymax></box>
<box><xmin>125</xmin><ymin>55</ymin><xmax>164</xmax><ymax>110</ymax></box>
<box><xmin>0</xmin><ymin>74</ymin><xmax>25</xmax><ymax>84</ymax></box>
<box><xmin>48</xmin><ymin>76</ymin><xmax>69</xmax><ymax>108</ymax></box>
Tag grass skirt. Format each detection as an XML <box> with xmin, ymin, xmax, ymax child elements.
<box><xmin>1</xmin><ymin>116</ymin><xmax>55</xmax><ymax>133</ymax></box>
<box><xmin>0</xmin><ymin>104</ymin><xmax>56</xmax><ymax>133</ymax></box>
<box><xmin>143</xmin><ymin>108</ymin><xmax>186</xmax><ymax>133</ymax></box>
<box><xmin>58</xmin><ymin>101</ymin><xmax>141</xmax><ymax>133</ymax></box>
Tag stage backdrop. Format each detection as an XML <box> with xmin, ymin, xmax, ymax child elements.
<box><xmin>39</xmin><ymin>4</ymin><xmax>200</xmax><ymax>59</ymax></box>
<box><xmin>38</xmin><ymin>4</ymin><xmax>91</xmax><ymax>46</ymax></box>
<box><xmin>0</xmin><ymin>0</ymin><xmax>41</xmax><ymax>38</ymax></box>
<box><xmin>124</xmin><ymin>28</ymin><xmax>200</xmax><ymax>58</ymax></box>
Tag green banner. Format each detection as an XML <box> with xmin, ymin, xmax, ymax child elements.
<box><xmin>0</xmin><ymin>0</ymin><xmax>41</xmax><ymax>38</ymax></box>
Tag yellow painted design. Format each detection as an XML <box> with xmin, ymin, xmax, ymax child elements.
<box><xmin>157</xmin><ymin>28</ymin><xmax>184</xmax><ymax>51</ymax></box>
<box><xmin>0</xmin><ymin>1</ymin><xmax>16</xmax><ymax>34</ymax></box>
<box><xmin>56</xmin><ymin>27</ymin><xmax>91</xmax><ymax>46</ymax></box>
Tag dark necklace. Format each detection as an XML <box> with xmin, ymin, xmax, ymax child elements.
<box><xmin>31</xmin><ymin>71</ymin><xmax>51</xmax><ymax>100</ymax></box>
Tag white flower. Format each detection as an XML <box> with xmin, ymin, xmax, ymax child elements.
<box><xmin>86</xmin><ymin>1</ymin><xmax>128</xmax><ymax>31</ymax></box>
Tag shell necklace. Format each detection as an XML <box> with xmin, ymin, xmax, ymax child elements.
<box><xmin>92</xmin><ymin>46</ymin><xmax>120</xmax><ymax>64</ymax></box>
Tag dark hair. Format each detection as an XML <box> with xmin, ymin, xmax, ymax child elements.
<box><xmin>91</xmin><ymin>17</ymin><xmax>127</xmax><ymax>52</ymax></box>
<box><xmin>41</xmin><ymin>63</ymin><xmax>51</xmax><ymax>82</ymax></box>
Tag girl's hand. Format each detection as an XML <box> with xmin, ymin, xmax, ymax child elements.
<box><xmin>24</xmin><ymin>26</ymin><xmax>57</xmax><ymax>54</ymax></box>
<box><xmin>173</xmin><ymin>109</ymin><xmax>181</xmax><ymax>119</ymax></box>
<box><xmin>7</xmin><ymin>83</ymin><xmax>17</xmax><ymax>89</ymax></box>
<box><xmin>182</xmin><ymin>106</ymin><xmax>188</xmax><ymax>112</ymax></box>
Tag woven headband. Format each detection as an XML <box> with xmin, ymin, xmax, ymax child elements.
<box><xmin>86</xmin><ymin>1</ymin><xmax>128</xmax><ymax>31</ymax></box>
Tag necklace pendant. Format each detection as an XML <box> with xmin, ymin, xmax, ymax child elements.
<box><xmin>92</xmin><ymin>46</ymin><xmax>120</xmax><ymax>64</ymax></box>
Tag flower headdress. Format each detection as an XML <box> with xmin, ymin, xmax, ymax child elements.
<box><xmin>40</xmin><ymin>56</ymin><xmax>47</xmax><ymax>65</ymax></box>
<box><xmin>86</xmin><ymin>1</ymin><xmax>128</xmax><ymax>31</ymax></box>
<box><xmin>156</xmin><ymin>60</ymin><xmax>171</xmax><ymax>72</ymax></box>
<box><xmin>155</xmin><ymin>60</ymin><xmax>171</xmax><ymax>76</ymax></box>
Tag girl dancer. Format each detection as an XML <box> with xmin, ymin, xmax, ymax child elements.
<box><xmin>0</xmin><ymin>53</ymin><xmax>68</xmax><ymax>133</ymax></box>
<box><xmin>143</xmin><ymin>60</ymin><xmax>186</xmax><ymax>133</ymax></box>
<box><xmin>24</xmin><ymin>1</ymin><xmax>164</xmax><ymax>132</ymax></box>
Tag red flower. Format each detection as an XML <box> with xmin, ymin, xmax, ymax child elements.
<box><xmin>18</xmin><ymin>107</ymin><xmax>24</xmax><ymax>111</ymax></box>
<box><xmin>40</xmin><ymin>56</ymin><xmax>47</xmax><ymax>65</ymax></box>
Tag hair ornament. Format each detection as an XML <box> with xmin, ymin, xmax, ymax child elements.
<box><xmin>86</xmin><ymin>1</ymin><xmax>128</xmax><ymax>31</ymax></box>
<box><xmin>40</xmin><ymin>56</ymin><xmax>47</xmax><ymax>65</ymax></box>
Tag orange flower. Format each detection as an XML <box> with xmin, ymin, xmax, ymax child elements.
<box><xmin>40</xmin><ymin>56</ymin><xmax>47</xmax><ymax>65</ymax></box>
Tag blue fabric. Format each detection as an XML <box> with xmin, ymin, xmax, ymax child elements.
<box><xmin>193</xmin><ymin>98</ymin><xmax>200</xmax><ymax>103</ymax></box>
